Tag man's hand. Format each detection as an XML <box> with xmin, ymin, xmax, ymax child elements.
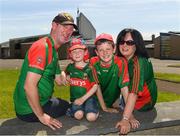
<box><xmin>115</xmin><ymin>119</ymin><xmax>131</xmax><ymax>134</ymax></box>
<box><xmin>55</xmin><ymin>72</ymin><xmax>70</xmax><ymax>86</ymax></box>
<box><xmin>38</xmin><ymin>113</ymin><xmax>62</xmax><ymax>130</ymax></box>
<box><xmin>61</xmin><ymin>71</ymin><xmax>70</xmax><ymax>86</ymax></box>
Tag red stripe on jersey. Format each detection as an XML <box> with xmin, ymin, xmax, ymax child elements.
<box><xmin>131</xmin><ymin>56</ymin><xmax>140</xmax><ymax>94</ymax></box>
<box><xmin>28</xmin><ymin>37</ymin><xmax>52</xmax><ymax>70</ymax></box>
<box><xmin>114</xmin><ymin>56</ymin><xmax>123</xmax><ymax>76</ymax></box>
<box><xmin>89</xmin><ymin>56</ymin><xmax>99</xmax><ymax>65</ymax></box>
<box><xmin>46</xmin><ymin>37</ymin><xmax>53</xmax><ymax>64</ymax></box>
<box><xmin>90</xmin><ymin>65</ymin><xmax>99</xmax><ymax>84</ymax></box>
<box><xmin>114</xmin><ymin>56</ymin><xmax>129</xmax><ymax>83</ymax></box>
<box><xmin>134</xmin><ymin>82</ymin><xmax>151</xmax><ymax>110</ymax></box>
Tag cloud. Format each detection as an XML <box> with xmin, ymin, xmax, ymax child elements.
<box><xmin>1</xmin><ymin>0</ymin><xmax>179</xmax><ymax>42</ymax></box>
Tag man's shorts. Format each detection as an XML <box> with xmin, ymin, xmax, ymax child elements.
<box><xmin>66</xmin><ymin>97</ymin><xmax>99</xmax><ymax>117</ymax></box>
<box><xmin>16</xmin><ymin>98</ymin><xmax>70</xmax><ymax>122</ymax></box>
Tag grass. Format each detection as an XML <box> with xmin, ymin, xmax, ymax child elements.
<box><xmin>157</xmin><ymin>91</ymin><xmax>180</xmax><ymax>103</ymax></box>
<box><xmin>167</xmin><ymin>64</ymin><xmax>180</xmax><ymax>68</ymax></box>
<box><xmin>155</xmin><ymin>72</ymin><xmax>180</xmax><ymax>83</ymax></box>
<box><xmin>1</xmin><ymin>69</ymin><xmax>180</xmax><ymax>118</ymax></box>
<box><xmin>0</xmin><ymin>69</ymin><xmax>70</xmax><ymax>118</ymax></box>
<box><xmin>0</xmin><ymin>69</ymin><xmax>20</xmax><ymax>118</ymax></box>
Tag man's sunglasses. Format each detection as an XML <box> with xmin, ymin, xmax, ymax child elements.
<box><xmin>119</xmin><ymin>40</ymin><xmax>135</xmax><ymax>46</ymax></box>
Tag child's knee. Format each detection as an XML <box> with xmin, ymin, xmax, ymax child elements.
<box><xmin>86</xmin><ymin>112</ymin><xmax>98</xmax><ymax>122</ymax></box>
<box><xmin>74</xmin><ymin>110</ymin><xmax>84</xmax><ymax>120</ymax></box>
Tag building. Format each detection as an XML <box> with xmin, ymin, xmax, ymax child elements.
<box><xmin>1</xmin><ymin>12</ymin><xmax>180</xmax><ymax>60</ymax></box>
<box><xmin>154</xmin><ymin>32</ymin><xmax>180</xmax><ymax>59</ymax></box>
<box><xmin>0</xmin><ymin>41</ymin><xmax>9</xmax><ymax>58</ymax></box>
<box><xmin>0</xmin><ymin>12</ymin><xmax>96</xmax><ymax>59</ymax></box>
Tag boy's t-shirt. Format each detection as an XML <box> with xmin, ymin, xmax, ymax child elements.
<box><xmin>65</xmin><ymin>63</ymin><xmax>96</xmax><ymax>102</ymax></box>
<box><xmin>90</xmin><ymin>56</ymin><xmax>129</xmax><ymax>107</ymax></box>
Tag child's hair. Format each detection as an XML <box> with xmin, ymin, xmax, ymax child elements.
<box><xmin>116</xmin><ymin>28</ymin><xmax>149</xmax><ymax>59</ymax></box>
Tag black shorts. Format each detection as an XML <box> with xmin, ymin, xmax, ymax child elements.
<box><xmin>16</xmin><ymin>98</ymin><xmax>70</xmax><ymax>122</ymax></box>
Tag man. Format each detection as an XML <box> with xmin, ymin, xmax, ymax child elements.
<box><xmin>13</xmin><ymin>12</ymin><xmax>77</xmax><ymax>130</ymax></box>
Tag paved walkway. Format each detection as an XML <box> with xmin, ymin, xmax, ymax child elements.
<box><xmin>1</xmin><ymin>58</ymin><xmax>180</xmax><ymax>74</ymax></box>
<box><xmin>150</xmin><ymin>58</ymin><xmax>180</xmax><ymax>74</ymax></box>
<box><xmin>156</xmin><ymin>79</ymin><xmax>180</xmax><ymax>94</ymax></box>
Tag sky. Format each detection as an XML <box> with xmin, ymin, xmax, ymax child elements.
<box><xmin>0</xmin><ymin>0</ymin><xmax>180</xmax><ymax>43</ymax></box>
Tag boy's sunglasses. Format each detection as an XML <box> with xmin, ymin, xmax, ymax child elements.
<box><xmin>119</xmin><ymin>40</ymin><xmax>135</xmax><ymax>46</ymax></box>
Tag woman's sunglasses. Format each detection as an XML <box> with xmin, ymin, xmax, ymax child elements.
<box><xmin>119</xmin><ymin>40</ymin><xmax>135</xmax><ymax>46</ymax></box>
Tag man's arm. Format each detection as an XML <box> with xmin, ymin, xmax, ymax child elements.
<box><xmin>24</xmin><ymin>72</ymin><xmax>62</xmax><ymax>130</ymax></box>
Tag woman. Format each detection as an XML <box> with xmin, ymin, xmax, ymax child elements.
<box><xmin>115</xmin><ymin>28</ymin><xmax>157</xmax><ymax>134</ymax></box>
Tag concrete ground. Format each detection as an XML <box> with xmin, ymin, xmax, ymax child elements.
<box><xmin>1</xmin><ymin>58</ymin><xmax>180</xmax><ymax>74</ymax></box>
<box><xmin>0</xmin><ymin>101</ymin><xmax>180</xmax><ymax>135</ymax></box>
<box><xmin>156</xmin><ymin>79</ymin><xmax>180</xmax><ymax>94</ymax></box>
<box><xmin>150</xmin><ymin>58</ymin><xmax>180</xmax><ymax>74</ymax></box>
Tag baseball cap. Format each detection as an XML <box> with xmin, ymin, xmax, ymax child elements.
<box><xmin>69</xmin><ymin>38</ymin><xmax>86</xmax><ymax>51</ymax></box>
<box><xmin>53</xmin><ymin>12</ymin><xmax>78</xmax><ymax>30</ymax></box>
<box><xmin>94</xmin><ymin>33</ymin><xmax>114</xmax><ymax>45</ymax></box>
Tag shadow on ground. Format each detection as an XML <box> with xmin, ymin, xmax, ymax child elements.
<box><xmin>0</xmin><ymin>109</ymin><xmax>157</xmax><ymax>135</ymax></box>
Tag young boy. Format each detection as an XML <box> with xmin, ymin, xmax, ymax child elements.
<box><xmin>64</xmin><ymin>38</ymin><xmax>99</xmax><ymax>121</ymax></box>
<box><xmin>90</xmin><ymin>33</ymin><xmax>129</xmax><ymax>113</ymax></box>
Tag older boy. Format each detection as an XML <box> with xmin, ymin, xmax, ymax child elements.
<box><xmin>90</xmin><ymin>33</ymin><xmax>129</xmax><ymax>113</ymax></box>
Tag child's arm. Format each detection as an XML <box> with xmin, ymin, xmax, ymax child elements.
<box><xmin>74</xmin><ymin>84</ymin><xmax>98</xmax><ymax>106</ymax></box>
<box><xmin>96</xmin><ymin>86</ymin><xmax>118</xmax><ymax>113</ymax></box>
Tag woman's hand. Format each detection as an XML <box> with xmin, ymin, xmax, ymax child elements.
<box><xmin>115</xmin><ymin>119</ymin><xmax>131</xmax><ymax>134</ymax></box>
<box><xmin>129</xmin><ymin>115</ymin><xmax>140</xmax><ymax>129</ymax></box>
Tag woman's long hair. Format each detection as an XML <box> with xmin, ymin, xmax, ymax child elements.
<box><xmin>116</xmin><ymin>28</ymin><xmax>149</xmax><ymax>59</ymax></box>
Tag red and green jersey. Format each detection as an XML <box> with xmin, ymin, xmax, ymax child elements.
<box><xmin>90</xmin><ymin>56</ymin><xmax>129</xmax><ymax>107</ymax></box>
<box><xmin>65</xmin><ymin>63</ymin><xmax>96</xmax><ymax>102</ymax></box>
<box><xmin>13</xmin><ymin>36</ymin><xmax>61</xmax><ymax>115</ymax></box>
<box><xmin>128</xmin><ymin>56</ymin><xmax>157</xmax><ymax>111</ymax></box>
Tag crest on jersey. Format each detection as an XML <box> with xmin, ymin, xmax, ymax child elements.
<box><xmin>37</xmin><ymin>56</ymin><xmax>43</xmax><ymax>64</ymax></box>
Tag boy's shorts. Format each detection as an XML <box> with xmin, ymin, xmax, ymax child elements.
<box><xmin>66</xmin><ymin>97</ymin><xmax>99</xmax><ymax>117</ymax></box>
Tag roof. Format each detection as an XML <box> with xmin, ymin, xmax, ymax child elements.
<box><xmin>0</xmin><ymin>41</ymin><xmax>9</xmax><ymax>48</ymax></box>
